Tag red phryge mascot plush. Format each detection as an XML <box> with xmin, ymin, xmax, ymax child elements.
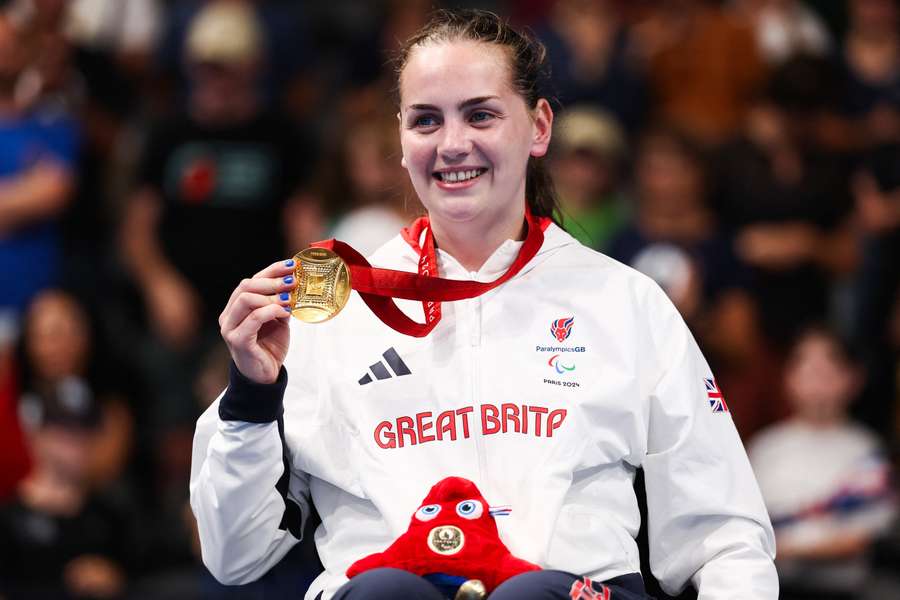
<box><xmin>346</xmin><ymin>477</ymin><xmax>540</xmax><ymax>595</ymax></box>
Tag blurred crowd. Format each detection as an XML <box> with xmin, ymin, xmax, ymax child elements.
<box><xmin>0</xmin><ymin>0</ymin><xmax>898</xmax><ymax>598</ymax></box>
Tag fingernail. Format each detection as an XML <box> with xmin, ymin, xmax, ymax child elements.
<box><xmin>283</xmin><ymin>276</ymin><xmax>294</xmax><ymax>284</ymax></box>
<box><xmin>279</xmin><ymin>292</ymin><xmax>289</xmax><ymax>301</ymax></box>
<box><xmin>284</xmin><ymin>306</ymin><xmax>292</xmax><ymax>312</ymax></box>
<box><xmin>284</xmin><ymin>259</ymin><xmax>294</xmax><ymax>267</ymax></box>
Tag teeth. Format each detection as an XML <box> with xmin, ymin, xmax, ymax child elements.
<box><xmin>440</xmin><ymin>169</ymin><xmax>483</xmax><ymax>183</ymax></box>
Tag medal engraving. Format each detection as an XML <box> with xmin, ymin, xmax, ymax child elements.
<box><xmin>426</xmin><ymin>525</ymin><xmax>464</xmax><ymax>555</ymax></box>
<box><xmin>305</xmin><ymin>274</ymin><xmax>326</xmax><ymax>296</ymax></box>
<box><xmin>290</xmin><ymin>248</ymin><xmax>351</xmax><ymax>323</ymax></box>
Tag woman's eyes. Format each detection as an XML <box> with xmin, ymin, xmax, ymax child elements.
<box><xmin>410</xmin><ymin>110</ymin><xmax>496</xmax><ymax>130</ymax></box>
<box><xmin>468</xmin><ymin>110</ymin><xmax>494</xmax><ymax>124</ymax></box>
<box><xmin>413</xmin><ymin>115</ymin><xmax>439</xmax><ymax>128</ymax></box>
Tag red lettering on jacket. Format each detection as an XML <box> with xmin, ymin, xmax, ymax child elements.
<box><xmin>416</xmin><ymin>411</ymin><xmax>435</xmax><ymax>443</ymax></box>
<box><xmin>548</xmin><ymin>409</ymin><xmax>567</xmax><ymax>437</ymax></box>
<box><xmin>530</xmin><ymin>406</ymin><xmax>549</xmax><ymax>436</ymax></box>
<box><xmin>481</xmin><ymin>404</ymin><xmax>501</xmax><ymax>435</ymax></box>
<box><xmin>436</xmin><ymin>410</ymin><xmax>457</xmax><ymax>441</ymax></box>
<box><xmin>397</xmin><ymin>416</ymin><xmax>416</xmax><ymax>447</ymax></box>
<box><xmin>456</xmin><ymin>406</ymin><xmax>473</xmax><ymax>438</ymax></box>
<box><xmin>374</xmin><ymin>421</ymin><xmax>396</xmax><ymax>449</ymax></box>
<box><xmin>371</xmin><ymin>404</ymin><xmax>569</xmax><ymax>448</ymax></box>
<box><xmin>502</xmin><ymin>403</ymin><xmax>520</xmax><ymax>433</ymax></box>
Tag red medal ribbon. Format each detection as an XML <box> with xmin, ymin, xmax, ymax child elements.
<box><xmin>311</xmin><ymin>208</ymin><xmax>550</xmax><ymax>337</ymax></box>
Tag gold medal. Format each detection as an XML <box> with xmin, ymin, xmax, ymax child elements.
<box><xmin>454</xmin><ymin>580</ymin><xmax>486</xmax><ymax>600</ymax></box>
<box><xmin>290</xmin><ymin>248</ymin><xmax>351</xmax><ymax>323</ymax></box>
<box><xmin>426</xmin><ymin>525</ymin><xmax>464</xmax><ymax>555</ymax></box>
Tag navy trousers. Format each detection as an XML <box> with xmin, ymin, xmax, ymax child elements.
<box><xmin>329</xmin><ymin>568</ymin><xmax>655</xmax><ymax>599</ymax></box>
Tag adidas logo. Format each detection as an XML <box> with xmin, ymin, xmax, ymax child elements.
<box><xmin>358</xmin><ymin>347</ymin><xmax>412</xmax><ymax>385</ymax></box>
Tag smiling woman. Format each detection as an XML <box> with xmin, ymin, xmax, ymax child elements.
<box><xmin>396</xmin><ymin>21</ymin><xmax>555</xmax><ymax>272</ymax></box>
<box><xmin>190</xmin><ymin>9</ymin><xmax>779</xmax><ymax>600</ymax></box>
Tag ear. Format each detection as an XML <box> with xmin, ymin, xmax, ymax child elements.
<box><xmin>529</xmin><ymin>98</ymin><xmax>553</xmax><ymax>158</ymax></box>
<box><xmin>397</xmin><ymin>111</ymin><xmax>408</xmax><ymax>169</ymax></box>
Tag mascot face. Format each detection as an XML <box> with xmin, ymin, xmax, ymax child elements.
<box><xmin>345</xmin><ymin>476</ymin><xmax>541</xmax><ymax>593</ymax></box>
<box><xmin>408</xmin><ymin>478</ymin><xmax>497</xmax><ymax>559</ymax></box>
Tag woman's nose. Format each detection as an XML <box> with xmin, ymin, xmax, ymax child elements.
<box><xmin>438</xmin><ymin>120</ymin><xmax>472</xmax><ymax>161</ymax></box>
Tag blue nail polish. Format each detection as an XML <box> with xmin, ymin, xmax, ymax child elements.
<box><xmin>279</xmin><ymin>292</ymin><xmax>289</xmax><ymax>301</ymax></box>
<box><xmin>284</xmin><ymin>259</ymin><xmax>294</xmax><ymax>267</ymax></box>
<box><xmin>283</xmin><ymin>276</ymin><xmax>294</xmax><ymax>284</ymax></box>
<box><xmin>284</xmin><ymin>306</ymin><xmax>292</xmax><ymax>312</ymax></box>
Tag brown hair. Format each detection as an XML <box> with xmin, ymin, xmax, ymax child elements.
<box><xmin>395</xmin><ymin>9</ymin><xmax>560</xmax><ymax>223</ymax></box>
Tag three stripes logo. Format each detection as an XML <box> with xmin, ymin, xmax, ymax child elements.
<box><xmin>358</xmin><ymin>347</ymin><xmax>412</xmax><ymax>385</ymax></box>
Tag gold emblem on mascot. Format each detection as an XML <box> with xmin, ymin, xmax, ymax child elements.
<box><xmin>454</xmin><ymin>579</ymin><xmax>486</xmax><ymax>600</ymax></box>
<box><xmin>427</xmin><ymin>525</ymin><xmax>464</xmax><ymax>555</ymax></box>
<box><xmin>290</xmin><ymin>248</ymin><xmax>351</xmax><ymax>323</ymax></box>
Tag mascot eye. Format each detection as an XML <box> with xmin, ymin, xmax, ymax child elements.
<box><xmin>415</xmin><ymin>504</ymin><xmax>442</xmax><ymax>521</ymax></box>
<box><xmin>455</xmin><ymin>500</ymin><xmax>483</xmax><ymax>519</ymax></box>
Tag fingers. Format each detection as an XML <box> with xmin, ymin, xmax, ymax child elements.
<box><xmin>222</xmin><ymin>258</ymin><xmax>298</xmax><ymax>317</ymax></box>
<box><xmin>223</xmin><ymin>303</ymin><xmax>291</xmax><ymax>349</ymax></box>
<box><xmin>220</xmin><ymin>289</ymin><xmax>291</xmax><ymax>333</ymax></box>
<box><xmin>254</xmin><ymin>258</ymin><xmax>297</xmax><ymax>279</ymax></box>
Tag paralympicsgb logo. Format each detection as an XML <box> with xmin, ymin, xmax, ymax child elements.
<box><xmin>550</xmin><ymin>317</ymin><xmax>574</xmax><ymax>342</ymax></box>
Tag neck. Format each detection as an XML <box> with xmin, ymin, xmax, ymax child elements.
<box><xmin>429</xmin><ymin>206</ymin><xmax>527</xmax><ymax>272</ymax></box>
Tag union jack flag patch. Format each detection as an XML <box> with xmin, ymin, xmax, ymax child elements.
<box><xmin>705</xmin><ymin>378</ymin><xmax>729</xmax><ymax>413</ymax></box>
<box><xmin>569</xmin><ymin>577</ymin><xmax>611</xmax><ymax>600</ymax></box>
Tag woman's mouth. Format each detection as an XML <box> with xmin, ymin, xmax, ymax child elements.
<box><xmin>433</xmin><ymin>167</ymin><xmax>487</xmax><ymax>188</ymax></box>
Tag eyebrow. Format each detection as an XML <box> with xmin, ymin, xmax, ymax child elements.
<box><xmin>407</xmin><ymin>96</ymin><xmax>500</xmax><ymax>111</ymax></box>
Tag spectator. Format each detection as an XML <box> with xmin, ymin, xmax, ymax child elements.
<box><xmin>538</xmin><ymin>0</ymin><xmax>648</xmax><ymax>131</ymax></box>
<box><xmin>634</xmin><ymin>0</ymin><xmax>767</xmax><ymax>144</ymax></box>
<box><xmin>733</xmin><ymin>0</ymin><xmax>832</xmax><ymax>65</ymax></box>
<box><xmin>119</xmin><ymin>0</ymin><xmax>320</xmax><ymax>430</ymax></box>
<box><xmin>0</xmin><ymin>13</ymin><xmax>77</xmax><ymax>324</ymax></box>
<box><xmin>156</xmin><ymin>0</ymin><xmax>313</xmax><ymax>117</ymax></box>
<box><xmin>850</xmin><ymin>142</ymin><xmax>900</xmax><ymax>436</ymax></box>
<box><xmin>608</xmin><ymin>127</ymin><xmax>778</xmax><ymax>438</ymax></box>
<box><xmin>549</xmin><ymin>105</ymin><xmax>629</xmax><ymax>251</ymax></box>
<box><xmin>322</xmin><ymin>110</ymin><xmax>418</xmax><ymax>256</ymax></box>
<box><xmin>0</xmin><ymin>376</ymin><xmax>134</xmax><ymax>598</ymax></box>
<box><xmin>18</xmin><ymin>289</ymin><xmax>134</xmax><ymax>490</ymax></box>
<box><xmin>839</xmin><ymin>0</ymin><xmax>900</xmax><ymax>147</ymax></box>
<box><xmin>714</xmin><ymin>56</ymin><xmax>856</xmax><ymax>348</ymax></box>
<box><xmin>749</xmin><ymin>326</ymin><xmax>896</xmax><ymax>600</ymax></box>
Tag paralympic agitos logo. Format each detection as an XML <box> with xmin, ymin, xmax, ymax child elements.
<box><xmin>548</xmin><ymin>354</ymin><xmax>575</xmax><ymax>375</ymax></box>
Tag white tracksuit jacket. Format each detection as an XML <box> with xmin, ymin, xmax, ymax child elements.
<box><xmin>190</xmin><ymin>224</ymin><xmax>778</xmax><ymax>600</ymax></box>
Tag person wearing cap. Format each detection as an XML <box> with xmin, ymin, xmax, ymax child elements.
<box><xmin>550</xmin><ymin>105</ymin><xmax>629</xmax><ymax>251</ymax></box>
<box><xmin>119</xmin><ymin>0</ymin><xmax>320</xmax><ymax>448</ymax></box>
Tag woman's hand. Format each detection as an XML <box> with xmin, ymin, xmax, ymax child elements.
<box><xmin>219</xmin><ymin>260</ymin><xmax>297</xmax><ymax>384</ymax></box>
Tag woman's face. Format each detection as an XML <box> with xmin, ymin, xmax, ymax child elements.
<box><xmin>785</xmin><ymin>333</ymin><xmax>858</xmax><ymax>423</ymax></box>
<box><xmin>25</xmin><ymin>291</ymin><xmax>90</xmax><ymax>381</ymax></box>
<box><xmin>398</xmin><ymin>40</ymin><xmax>551</xmax><ymax>232</ymax></box>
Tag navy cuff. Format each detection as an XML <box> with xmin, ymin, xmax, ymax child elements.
<box><xmin>219</xmin><ymin>362</ymin><xmax>287</xmax><ymax>423</ymax></box>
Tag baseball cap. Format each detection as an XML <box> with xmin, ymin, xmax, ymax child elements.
<box><xmin>555</xmin><ymin>106</ymin><xmax>627</xmax><ymax>159</ymax></box>
<box><xmin>185</xmin><ymin>0</ymin><xmax>263</xmax><ymax>66</ymax></box>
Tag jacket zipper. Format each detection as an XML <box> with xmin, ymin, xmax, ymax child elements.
<box><xmin>469</xmin><ymin>280</ymin><xmax>486</xmax><ymax>484</ymax></box>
